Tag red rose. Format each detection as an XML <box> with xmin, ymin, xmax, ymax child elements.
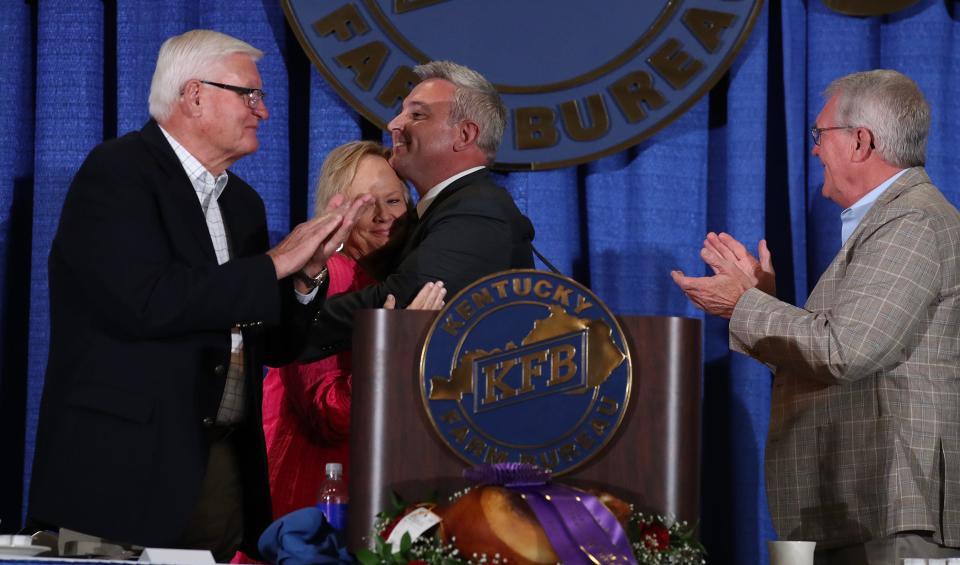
<box><xmin>638</xmin><ymin>523</ymin><xmax>670</xmax><ymax>551</ymax></box>
<box><xmin>407</xmin><ymin>561</ymin><xmax>428</xmax><ymax>565</ymax></box>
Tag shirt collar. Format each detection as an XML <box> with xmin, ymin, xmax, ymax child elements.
<box><xmin>159</xmin><ymin>125</ymin><xmax>229</xmax><ymax>209</ymax></box>
<box><xmin>415</xmin><ymin>166</ymin><xmax>486</xmax><ymax>218</ymax></box>
<box><xmin>840</xmin><ymin>168</ymin><xmax>907</xmax><ymax>246</ymax></box>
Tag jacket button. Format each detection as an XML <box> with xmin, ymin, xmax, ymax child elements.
<box><xmin>214</xmin><ymin>364</ymin><xmax>226</xmax><ymax>376</ymax></box>
<box><xmin>202</xmin><ymin>417</ymin><xmax>215</xmax><ymax>426</ymax></box>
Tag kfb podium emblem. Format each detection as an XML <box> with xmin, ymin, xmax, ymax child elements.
<box><xmin>420</xmin><ymin>270</ymin><xmax>631</xmax><ymax>475</ymax></box>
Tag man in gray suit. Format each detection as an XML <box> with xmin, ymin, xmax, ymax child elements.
<box><xmin>673</xmin><ymin>70</ymin><xmax>960</xmax><ymax>564</ymax></box>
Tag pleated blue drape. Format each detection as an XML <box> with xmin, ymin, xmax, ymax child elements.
<box><xmin>2</xmin><ymin>2</ymin><xmax>959</xmax><ymax>564</ymax></box>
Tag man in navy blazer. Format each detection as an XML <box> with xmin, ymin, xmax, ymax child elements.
<box><xmin>306</xmin><ymin>61</ymin><xmax>536</xmax><ymax>356</ymax></box>
<box><xmin>28</xmin><ymin>30</ymin><xmax>367</xmax><ymax>560</ymax></box>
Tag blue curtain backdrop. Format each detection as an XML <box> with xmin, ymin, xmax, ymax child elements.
<box><xmin>2</xmin><ymin>1</ymin><xmax>959</xmax><ymax>564</ymax></box>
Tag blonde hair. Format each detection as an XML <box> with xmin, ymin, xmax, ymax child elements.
<box><xmin>148</xmin><ymin>30</ymin><xmax>262</xmax><ymax>122</ymax></box>
<box><xmin>313</xmin><ymin>141</ymin><xmax>394</xmax><ymax>217</ymax></box>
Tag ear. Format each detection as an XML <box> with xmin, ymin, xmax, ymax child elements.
<box><xmin>453</xmin><ymin>120</ymin><xmax>480</xmax><ymax>152</ymax></box>
<box><xmin>851</xmin><ymin>127</ymin><xmax>873</xmax><ymax>162</ymax></box>
<box><xmin>177</xmin><ymin>79</ymin><xmax>203</xmax><ymax>117</ymax></box>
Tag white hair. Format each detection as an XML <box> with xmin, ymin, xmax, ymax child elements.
<box><xmin>826</xmin><ymin>69</ymin><xmax>930</xmax><ymax>168</ymax></box>
<box><xmin>413</xmin><ymin>61</ymin><xmax>506</xmax><ymax>162</ymax></box>
<box><xmin>148</xmin><ymin>29</ymin><xmax>262</xmax><ymax>122</ymax></box>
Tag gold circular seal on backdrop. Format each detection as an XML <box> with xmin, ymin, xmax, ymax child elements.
<box><xmin>282</xmin><ymin>1</ymin><xmax>764</xmax><ymax>170</ymax></box>
<box><xmin>820</xmin><ymin>0</ymin><xmax>922</xmax><ymax>16</ymax></box>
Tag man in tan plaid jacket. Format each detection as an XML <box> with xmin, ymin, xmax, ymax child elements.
<box><xmin>673</xmin><ymin>70</ymin><xmax>960</xmax><ymax>564</ymax></box>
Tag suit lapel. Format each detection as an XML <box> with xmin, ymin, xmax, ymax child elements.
<box><xmin>874</xmin><ymin>166</ymin><xmax>928</xmax><ymax>207</ymax></box>
<box><xmin>141</xmin><ymin>121</ymin><xmax>217</xmax><ymax>263</ymax></box>
<box><xmin>840</xmin><ymin>166</ymin><xmax>927</xmax><ymax>254</ymax></box>
<box><xmin>400</xmin><ymin>169</ymin><xmax>488</xmax><ymax>259</ymax></box>
<box><xmin>805</xmin><ymin>167</ymin><xmax>928</xmax><ymax>310</ymax></box>
<box><xmin>417</xmin><ymin>169</ymin><xmax>486</xmax><ymax>223</ymax></box>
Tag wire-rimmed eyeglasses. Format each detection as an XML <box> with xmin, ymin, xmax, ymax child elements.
<box><xmin>200</xmin><ymin>80</ymin><xmax>266</xmax><ymax>109</ymax></box>
<box><xmin>810</xmin><ymin>125</ymin><xmax>857</xmax><ymax>146</ymax></box>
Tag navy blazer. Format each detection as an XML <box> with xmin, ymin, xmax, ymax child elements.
<box><xmin>28</xmin><ymin>121</ymin><xmax>321</xmax><ymax>555</ymax></box>
<box><xmin>303</xmin><ymin>168</ymin><xmax>535</xmax><ymax>358</ymax></box>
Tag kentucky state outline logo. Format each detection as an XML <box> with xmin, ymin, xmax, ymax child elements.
<box><xmin>419</xmin><ymin>270</ymin><xmax>632</xmax><ymax>475</ymax></box>
<box><xmin>282</xmin><ymin>0</ymin><xmax>763</xmax><ymax>170</ymax></box>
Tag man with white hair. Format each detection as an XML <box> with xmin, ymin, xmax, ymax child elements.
<box><xmin>673</xmin><ymin>70</ymin><xmax>960</xmax><ymax>564</ymax></box>
<box><xmin>28</xmin><ymin>30</ymin><xmax>367</xmax><ymax>560</ymax></box>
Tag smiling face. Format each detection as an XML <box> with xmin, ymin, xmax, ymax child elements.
<box><xmin>196</xmin><ymin>53</ymin><xmax>268</xmax><ymax>172</ymax></box>
<box><xmin>343</xmin><ymin>154</ymin><xmax>410</xmax><ymax>260</ymax></box>
<box><xmin>387</xmin><ymin>78</ymin><xmax>460</xmax><ymax>193</ymax></box>
<box><xmin>812</xmin><ymin>94</ymin><xmax>858</xmax><ymax>208</ymax></box>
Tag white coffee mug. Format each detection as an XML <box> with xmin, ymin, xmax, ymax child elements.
<box><xmin>768</xmin><ymin>540</ymin><xmax>817</xmax><ymax>565</ymax></box>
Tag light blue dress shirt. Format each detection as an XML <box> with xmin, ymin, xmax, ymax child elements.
<box><xmin>840</xmin><ymin>169</ymin><xmax>908</xmax><ymax>246</ymax></box>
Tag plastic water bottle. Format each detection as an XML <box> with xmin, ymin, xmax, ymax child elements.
<box><xmin>316</xmin><ymin>462</ymin><xmax>348</xmax><ymax>533</ymax></box>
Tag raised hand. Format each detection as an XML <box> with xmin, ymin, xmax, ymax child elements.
<box><xmin>671</xmin><ymin>232</ymin><xmax>776</xmax><ymax>319</ymax></box>
<box><xmin>267</xmin><ymin>209</ymin><xmax>345</xmax><ymax>280</ymax></box>
<box><xmin>267</xmin><ymin>193</ymin><xmax>373</xmax><ymax>295</ymax></box>
<box><xmin>704</xmin><ymin>232</ymin><xmax>776</xmax><ymax>296</ymax></box>
<box><xmin>312</xmin><ymin>193</ymin><xmax>374</xmax><ymax>266</ymax></box>
<box><xmin>670</xmin><ymin>267</ymin><xmax>750</xmax><ymax>319</ymax></box>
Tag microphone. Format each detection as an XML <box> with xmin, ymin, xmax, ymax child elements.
<box><xmin>531</xmin><ymin>244</ymin><xmax>562</xmax><ymax>275</ymax></box>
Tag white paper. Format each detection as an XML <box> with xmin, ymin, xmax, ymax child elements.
<box><xmin>138</xmin><ymin>547</ymin><xmax>215</xmax><ymax>565</ymax></box>
<box><xmin>385</xmin><ymin>507</ymin><xmax>442</xmax><ymax>553</ymax></box>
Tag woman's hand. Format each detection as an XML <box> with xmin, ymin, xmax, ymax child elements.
<box><xmin>383</xmin><ymin>281</ymin><xmax>446</xmax><ymax>310</ymax></box>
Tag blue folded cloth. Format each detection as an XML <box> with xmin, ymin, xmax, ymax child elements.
<box><xmin>258</xmin><ymin>507</ymin><xmax>355</xmax><ymax>565</ymax></box>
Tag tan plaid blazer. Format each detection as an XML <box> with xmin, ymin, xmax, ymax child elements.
<box><xmin>729</xmin><ymin>167</ymin><xmax>960</xmax><ymax>548</ymax></box>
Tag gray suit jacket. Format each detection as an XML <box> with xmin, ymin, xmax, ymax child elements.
<box><xmin>729</xmin><ymin>167</ymin><xmax>960</xmax><ymax>548</ymax></box>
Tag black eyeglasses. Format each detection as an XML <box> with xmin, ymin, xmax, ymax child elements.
<box><xmin>200</xmin><ymin>80</ymin><xmax>266</xmax><ymax>109</ymax></box>
<box><xmin>810</xmin><ymin>125</ymin><xmax>856</xmax><ymax>146</ymax></box>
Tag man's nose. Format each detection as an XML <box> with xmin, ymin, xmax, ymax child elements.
<box><xmin>387</xmin><ymin>113</ymin><xmax>402</xmax><ymax>131</ymax></box>
<box><xmin>253</xmin><ymin>98</ymin><xmax>269</xmax><ymax>120</ymax></box>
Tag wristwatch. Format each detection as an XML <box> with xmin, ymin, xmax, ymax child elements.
<box><xmin>295</xmin><ymin>265</ymin><xmax>328</xmax><ymax>289</ymax></box>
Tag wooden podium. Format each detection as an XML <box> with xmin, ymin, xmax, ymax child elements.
<box><xmin>347</xmin><ymin>310</ymin><xmax>702</xmax><ymax>549</ymax></box>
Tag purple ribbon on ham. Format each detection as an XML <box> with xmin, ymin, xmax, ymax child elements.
<box><xmin>464</xmin><ymin>464</ymin><xmax>638</xmax><ymax>565</ymax></box>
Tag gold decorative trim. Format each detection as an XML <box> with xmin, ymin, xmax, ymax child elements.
<box><xmin>418</xmin><ymin>269</ymin><xmax>633</xmax><ymax>476</ymax></box>
<box><xmin>820</xmin><ymin>0</ymin><xmax>921</xmax><ymax>16</ymax></box>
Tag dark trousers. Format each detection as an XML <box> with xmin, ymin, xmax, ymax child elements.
<box><xmin>177</xmin><ymin>438</ymin><xmax>245</xmax><ymax>562</ymax></box>
<box><xmin>814</xmin><ymin>532</ymin><xmax>960</xmax><ymax>565</ymax></box>
<box><xmin>26</xmin><ymin>438</ymin><xmax>245</xmax><ymax>562</ymax></box>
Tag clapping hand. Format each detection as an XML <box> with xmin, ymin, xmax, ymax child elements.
<box><xmin>267</xmin><ymin>194</ymin><xmax>373</xmax><ymax>292</ymax></box>
<box><xmin>703</xmin><ymin>232</ymin><xmax>776</xmax><ymax>296</ymax></box>
<box><xmin>311</xmin><ymin>194</ymin><xmax>374</xmax><ymax>266</ymax></box>
<box><xmin>671</xmin><ymin>232</ymin><xmax>775</xmax><ymax>319</ymax></box>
